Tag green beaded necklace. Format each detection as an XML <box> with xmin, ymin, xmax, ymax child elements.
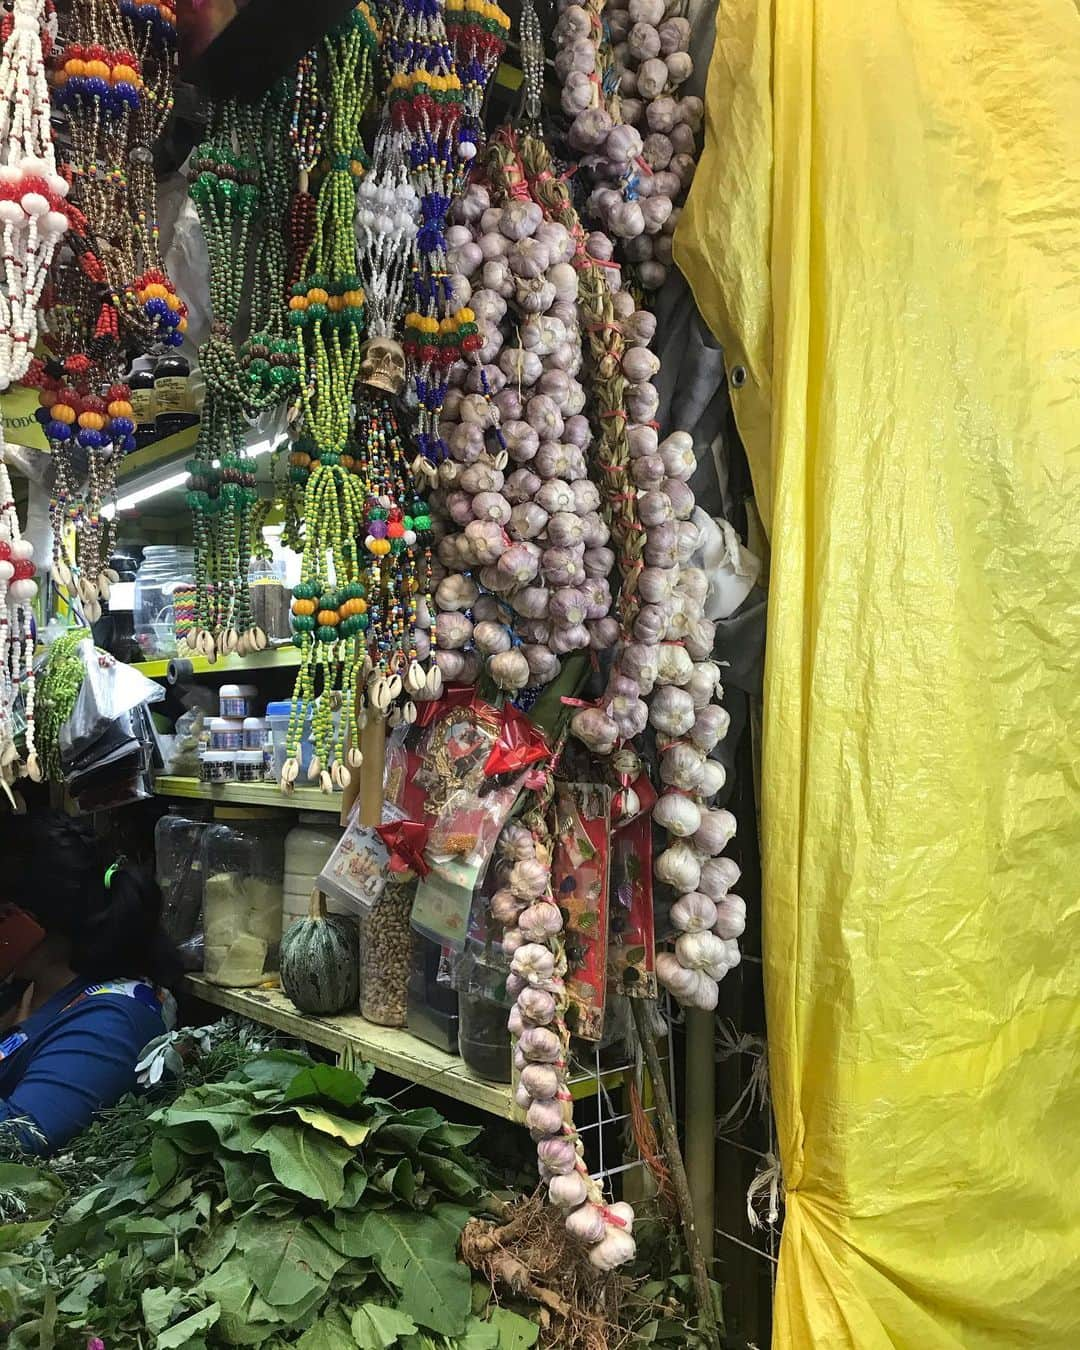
<box><xmin>185</xmin><ymin>89</ymin><xmax>299</xmax><ymax>660</ymax></box>
<box><xmin>281</xmin><ymin>6</ymin><xmax>378</xmax><ymax>793</ymax></box>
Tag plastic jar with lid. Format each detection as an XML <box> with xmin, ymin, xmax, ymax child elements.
<box><xmin>234</xmin><ymin>750</ymin><xmax>265</xmax><ymax>783</ymax></box>
<box><xmin>201</xmin><ymin>809</ymin><xmax>285</xmax><ymax>987</ymax></box>
<box><xmin>267</xmin><ymin>700</ymin><xmax>310</xmax><ymax>781</ymax></box>
<box><xmin>154</xmin><ymin>809</ymin><xmax>207</xmax><ymax>959</ymax></box>
<box><xmin>200</xmin><ymin>751</ymin><xmax>235</xmax><ymax>784</ymax></box>
<box><xmin>134</xmin><ymin>545</ymin><xmax>195</xmax><ymax>659</ymax></box>
<box><xmin>209</xmin><ymin>717</ymin><xmax>244</xmax><ymax>751</ymax></box>
<box><xmin>283</xmin><ymin>815</ymin><xmax>346</xmax><ymax>927</ymax></box>
<box><xmin>219</xmin><ymin>684</ymin><xmax>258</xmax><ymax>719</ymax></box>
<box><xmin>358</xmin><ymin>880</ymin><xmax>415</xmax><ymax>1027</ymax></box>
<box><xmin>242</xmin><ymin>716</ymin><xmax>267</xmax><ymax>749</ymax></box>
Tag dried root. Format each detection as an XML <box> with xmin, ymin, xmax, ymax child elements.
<box><xmin>462</xmin><ymin>1189</ymin><xmax>633</xmax><ymax>1350</ymax></box>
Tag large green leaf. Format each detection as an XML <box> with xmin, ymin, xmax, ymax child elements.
<box><xmin>455</xmin><ymin>1315</ymin><xmax>499</xmax><ymax>1348</ymax></box>
<box><xmin>0</xmin><ymin>1163</ymin><xmax>64</xmax><ymax>1214</ymax></box>
<box><xmin>248</xmin><ymin>1123</ymin><xmax>353</xmax><ymax>1206</ymax></box>
<box><xmin>489</xmin><ymin>1307</ymin><xmax>540</xmax><ymax>1349</ymax></box>
<box><xmin>353</xmin><ymin>1211</ymin><xmax>470</xmax><ymax>1336</ymax></box>
<box><xmin>350</xmin><ymin>1302</ymin><xmax>418</xmax><ymax>1348</ymax></box>
<box><xmin>236</xmin><ymin>1212</ymin><xmax>346</xmax><ymax>1308</ymax></box>
<box><xmin>281</xmin><ymin>1062</ymin><xmax>374</xmax><ymax>1110</ymax></box>
<box><xmin>240</xmin><ymin>1051</ymin><xmax>317</xmax><ymax>1088</ymax></box>
<box><xmin>0</xmin><ymin>1220</ymin><xmax>51</xmax><ymax>1252</ymax></box>
<box><xmin>142</xmin><ymin>1285</ymin><xmax>186</xmax><ymax>1334</ymax></box>
<box><xmin>156</xmin><ymin>1302</ymin><xmax>221</xmax><ymax>1348</ymax></box>
<box><xmin>289</xmin><ymin>1107</ymin><xmax>373</xmax><ymax>1148</ymax></box>
<box><xmin>417</xmin><ymin>1152</ymin><xmax>481</xmax><ymax>1200</ymax></box>
<box><xmin>295</xmin><ymin>1307</ymin><xmax>356</xmax><ymax>1350</ymax></box>
<box><xmin>373</xmin><ymin>1159</ymin><xmax>416</xmax><ymax>1204</ymax></box>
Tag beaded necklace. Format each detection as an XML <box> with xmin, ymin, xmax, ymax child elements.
<box><xmin>282</xmin><ymin>4</ymin><xmax>378</xmax><ymax>791</ymax></box>
<box><xmin>186</xmin><ymin>91</ymin><xmax>300</xmax><ymax>659</ymax></box>
<box><xmin>0</xmin><ymin>0</ymin><xmax>68</xmax><ymax>788</ymax></box>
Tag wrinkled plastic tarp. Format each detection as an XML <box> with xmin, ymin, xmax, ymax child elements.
<box><xmin>675</xmin><ymin>3</ymin><xmax>1080</xmax><ymax>1346</ymax></box>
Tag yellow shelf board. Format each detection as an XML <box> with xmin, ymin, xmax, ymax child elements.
<box><xmin>154</xmin><ymin>775</ymin><xmax>342</xmax><ymax>814</ymax></box>
<box><xmin>117</xmin><ymin>425</ymin><xmax>200</xmax><ymax>479</ymax></box>
<box><xmin>135</xmin><ymin>646</ymin><xmax>301</xmax><ymax>678</ymax></box>
<box><xmin>183</xmin><ymin>977</ymin><xmax>517</xmax><ymax>1121</ymax></box>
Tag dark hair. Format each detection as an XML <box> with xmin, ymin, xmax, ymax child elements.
<box><xmin>0</xmin><ymin>811</ymin><xmax>180</xmax><ymax>987</ymax></box>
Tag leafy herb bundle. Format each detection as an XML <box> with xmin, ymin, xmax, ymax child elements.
<box><xmin>0</xmin><ymin>1050</ymin><xmax>539</xmax><ymax>1350</ymax></box>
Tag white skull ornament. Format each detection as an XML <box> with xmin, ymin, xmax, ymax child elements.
<box><xmin>360</xmin><ymin>337</ymin><xmax>406</xmax><ymax>395</ymax></box>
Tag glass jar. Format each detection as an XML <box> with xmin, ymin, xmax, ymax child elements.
<box><xmin>154</xmin><ymin>809</ymin><xmax>206</xmax><ymax>967</ymax></box>
<box><xmin>134</xmin><ymin>545</ymin><xmax>195</xmax><ymax>659</ymax></box>
<box><xmin>201</xmin><ymin>809</ymin><xmax>285</xmax><ymax>987</ymax></box>
<box><xmin>249</xmin><ymin>556</ymin><xmax>290</xmax><ymax>642</ymax></box>
<box><xmin>283</xmin><ymin>816</ymin><xmax>345</xmax><ymax>928</ymax></box>
<box><xmin>455</xmin><ymin>953</ymin><xmax>512</xmax><ymax>1082</ymax></box>
<box><xmin>358</xmin><ymin>880</ymin><xmax>414</xmax><ymax>1026</ymax></box>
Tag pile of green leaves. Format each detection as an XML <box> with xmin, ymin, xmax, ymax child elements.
<box><xmin>0</xmin><ymin>1050</ymin><xmax>539</xmax><ymax>1350</ymax></box>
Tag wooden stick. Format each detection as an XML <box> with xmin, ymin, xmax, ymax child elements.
<box><xmin>630</xmin><ymin>997</ymin><xmax>720</xmax><ymax>1347</ymax></box>
<box><xmin>357</xmin><ymin>712</ymin><xmax>386</xmax><ymax>826</ymax></box>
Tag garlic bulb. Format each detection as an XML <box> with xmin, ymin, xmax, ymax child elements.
<box><xmin>565</xmin><ymin>1203</ymin><xmax>608</xmax><ymax>1244</ymax></box>
<box><xmin>660</xmin><ymin>742</ymin><xmax>706</xmax><ymax>791</ymax></box>
<box><xmin>549</xmin><ymin>1172</ymin><xmax>589</xmax><ymax>1207</ymax></box>
<box><xmin>511</xmin><ymin>943</ymin><xmax>557</xmax><ymax>984</ymax></box>
<box><xmin>698</xmin><ymin>855</ymin><xmax>741</xmax><ymax>899</ymax></box>
<box><xmin>653</xmin><ymin>791</ymin><xmax>702</xmax><ymax>838</ymax></box>
<box><xmin>654</xmin><ymin>842</ymin><xmax>702</xmax><ymax>893</ymax></box>
<box><xmin>670</xmin><ymin>893</ymin><xmax>718</xmax><ymax>934</ymax></box>
<box><xmin>588</xmin><ymin>1228</ymin><xmax>637</xmax><ymax>1269</ymax></box>
<box><xmin>692</xmin><ymin>807</ymin><xmax>737</xmax><ymax>856</ymax></box>
<box><xmin>712</xmin><ymin>895</ymin><xmax>747</xmax><ymax>939</ymax></box>
<box><xmin>674</xmin><ymin>930</ymin><xmax>728</xmax><ymax>972</ymax></box>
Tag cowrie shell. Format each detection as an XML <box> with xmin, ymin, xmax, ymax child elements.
<box><xmin>307</xmin><ymin>755</ymin><xmax>322</xmax><ymax>781</ymax></box>
<box><xmin>347</xmin><ymin>746</ymin><xmax>364</xmax><ymax>768</ymax></box>
<box><xmin>385</xmin><ymin>673</ymin><xmax>403</xmax><ymax>702</ymax></box>
<box><xmin>426</xmin><ymin>666</ymin><xmax>443</xmax><ymax>697</ymax></box>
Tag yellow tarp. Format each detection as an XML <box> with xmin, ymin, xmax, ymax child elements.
<box><xmin>674</xmin><ymin>3</ymin><xmax>1080</xmax><ymax>1346</ymax></box>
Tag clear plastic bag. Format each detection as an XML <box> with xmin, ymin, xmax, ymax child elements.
<box><xmin>60</xmin><ymin>642</ymin><xmax>163</xmax><ymax>764</ymax></box>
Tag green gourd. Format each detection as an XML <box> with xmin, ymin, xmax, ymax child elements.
<box><xmin>280</xmin><ymin>889</ymin><xmax>360</xmax><ymax>1015</ymax></box>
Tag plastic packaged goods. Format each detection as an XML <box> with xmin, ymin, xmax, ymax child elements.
<box><xmin>154</xmin><ymin>809</ymin><xmax>206</xmax><ymax>969</ymax></box>
<box><xmin>219</xmin><ymin>684</ymin><xmax>258</xmax><ymax>719</ymax></box>
<box><xmin>283</xmin><ymin>816</ymin><xmax>346</xmax><ymax>926</ymax></box>
<box><xmin>358</xmin><ymin>881</ymin><xmax>415</xmax><ymax>1026</ymax></box>
<box><xmin>209</xmin><ymin>718</ymin><xmax>245</xmax><ymax>751</ymax></box>
<box><xmin>201</xmin><ymin>810</ymin><xmax>285</xmax><ymax>987</ymax></box>
<box><xmin>199</xmin><ymin>751</ymin><xmax>235</xmax><ymax>784</ymax></box>
<box><xmin>248</xmin><ymin>557</ymin><xmax>290</xmax><ymax>642</ymax></box>
<box><xmin>133</xmin><ymin>546</ymin><xmax>195</xmax><ymax>659</ymax></box>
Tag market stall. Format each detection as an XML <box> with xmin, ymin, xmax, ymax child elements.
<box><xmin>0</xmin><ymin>0</ymin><xmax>760</xmax><ymax>1343</ymax></box>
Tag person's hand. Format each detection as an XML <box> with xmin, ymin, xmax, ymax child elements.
<box><xmin>0</xmin><ymin>981</ymin><xmax>34</xmax><ymax>1033</ymax></box>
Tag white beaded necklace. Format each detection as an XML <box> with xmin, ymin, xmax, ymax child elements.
<box><xmin>0</xmin><ymin>0</ymin><xmax>66</xmax><ymax>792</ymax></box>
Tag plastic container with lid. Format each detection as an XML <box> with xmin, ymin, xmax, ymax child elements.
<box><xmin>200</xmin><ymin>751</ymin><xmax>235</xmax><ymax>783</ymax></box>
<box><xmin>154</xmin><ymin>809</ymin><xmax>207</xmax><ymax>969</ymax></box>
<box><xmin>454</xmin><ymin>952</ymin><xmax>512</xmax><ymax>1082</ymax></box>
<box><xmin>234</xmin><ymin>750</ymin><xmax>264</xmax><ymax>783</ymax></box>
<box><xmin>201</xmin><ymin>808</ymin><xmax>285</xmax><ymax>987</ymax></box>
<box><xmin>283</xmin><ymin>816</ymin><xmax>346</xmax><ymax>927</ymax></box>
<box><xmin>407</xmin><ymin>936</ymin><xmax>459</xmax><ymax>1054</ymax></box>
<box><xmin>242</xmin><ymin>716</ymin><xmax>267</xmax><ymax>749</ymax></box>
<box><xmin>267</xmin><ymin>700</ymin><xmax>310</xmax><ymax>781</ymax></box>
<box><xmin>358</xmin><ymin>881</ymin><xmax>415</xmax><ymax>1026</ymax></box>
<box><xmin>134</xmin><ymin>546</ymin><xmax>196</xmax><ymax>659</ymax></box>
<box><xmin>220</xmin><ymin>684</ymin><xmax>258</xmax><ymax>719</ymax></box>
<box><xmin>209</xmin><ymin>718</ymin><xmax>244</xmax><ymax>751</ymax></box>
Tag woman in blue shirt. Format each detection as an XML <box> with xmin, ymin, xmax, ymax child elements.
<box><xmin>0</xmin><ymin>811</ymin><xmax>177</xmax><ymax>1154</ymax></box>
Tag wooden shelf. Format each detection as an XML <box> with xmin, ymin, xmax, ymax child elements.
<box><xmin>154</xmin><ymin>775</ymin><xmax>342</xmax><ymax>814</ymax></box>
<box><xmin>136</xmin><ymin>646</ymin><xmax>300</xmax><ymax>679</ymax></box>
<box><xmin>183</xmin><ymin>977</ymin><xmax>518</xmax><ymax>1121</ymax></box>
